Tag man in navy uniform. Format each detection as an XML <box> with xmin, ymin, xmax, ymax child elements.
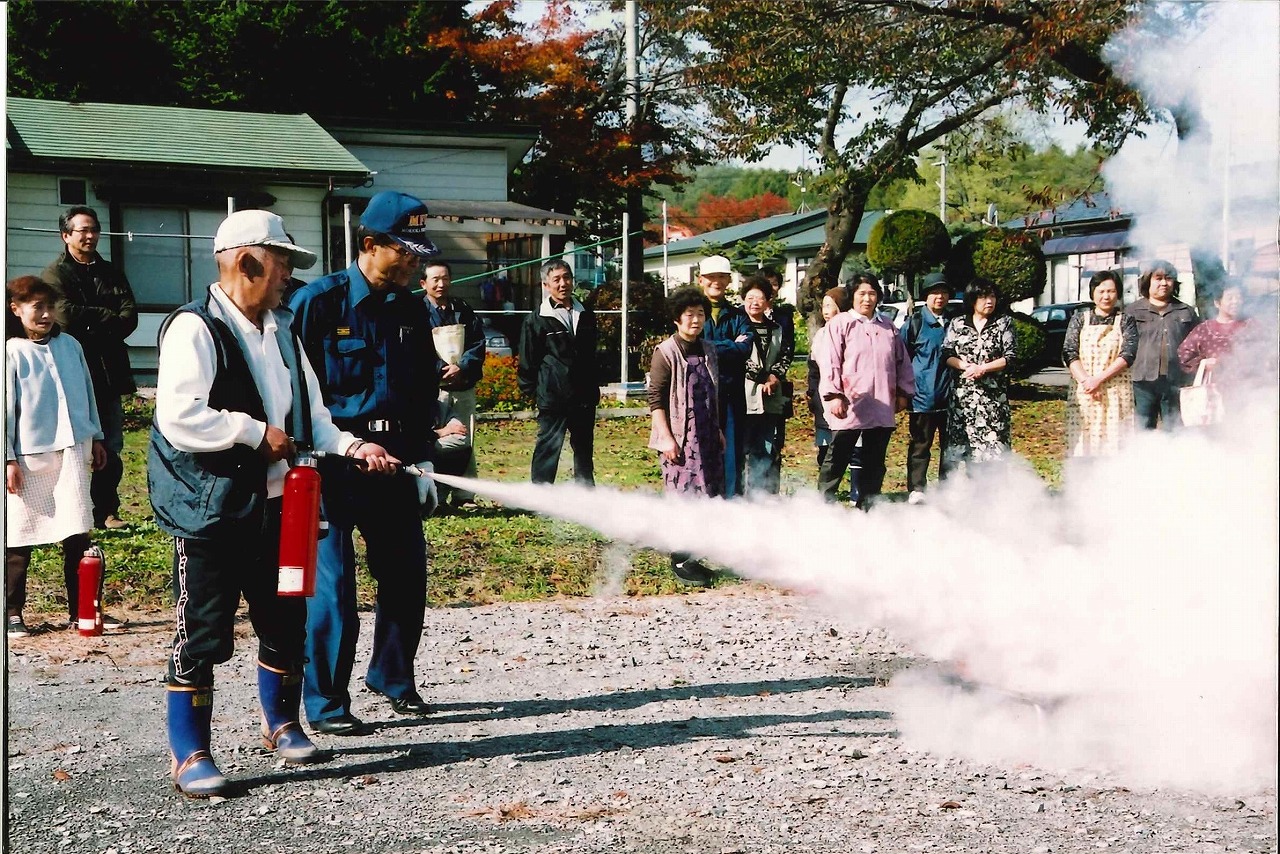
<box><xmin>150</xmin><ymin>210</ymin><xmax>395</xmax><ymax>797</ymax></box>
<box><xmin>289</xmin><ymin>191</ymin><xmax>440</xmax><ymax>735</ymax></box>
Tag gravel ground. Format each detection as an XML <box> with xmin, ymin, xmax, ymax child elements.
<box><xmin>5</xmin><ymin>586</ymin><xmax>1276</xmax><ymax>854</ymax></box>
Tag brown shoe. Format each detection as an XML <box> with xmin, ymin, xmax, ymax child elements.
<box><xmin>99</xmin><ymin>515</ymin><xmax>128</xmax><ymax>530</ymax></box>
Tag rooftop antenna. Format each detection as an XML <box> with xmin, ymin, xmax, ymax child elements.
<box><xmin>792</xmin><ymin>149</ymin><xmax>810</xmax><ymax>213</ymax></box>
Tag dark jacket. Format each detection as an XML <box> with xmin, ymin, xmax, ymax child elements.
<box><xmin>425</xmin><ymin>295</ymin><xmax>486</xmax><ymax>391</ymax></box>
<box><xmin>147</xmin><ymin>297</ymin><xmax>307</xmax><ymax>540</ymax></box>
<box><xmin>1124</xmin><ymin>298</ymin><xmax>1199</xmax><ymax>384</ymax></box>
<box><xmin>42</xmin><ymin>250</ymin><xmax>138</xmax><ymax>396</ymax></box>
<box><xmin>701</xmin><ymin>301</ymin><xmax>752</xmax><ymax>412</ymax></box>
<box><xmin>517</xmin><ymin>297</ymin><xmax>600</xmax><ymax>412</ymax></box>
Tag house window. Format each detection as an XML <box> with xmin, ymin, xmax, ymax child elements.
<box><xmin>119</xmin><ymin>206</ymin><xmax>221</xmax><ymax>311</ymax></box>
<box><xmin>58</xmin><ymin>178</ymin><xmax>87</xmax><ymax>207</ymax></box>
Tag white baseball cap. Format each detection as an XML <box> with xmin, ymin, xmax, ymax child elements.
<box><xmin>213</xmin><ymin>210</ymin><xmax>318</xmax><ymax>270</ymax></box>
<box><xmin>700</xmin><ymin>255</ymin><xmax>732</xmax><ymax>275</ymax></box>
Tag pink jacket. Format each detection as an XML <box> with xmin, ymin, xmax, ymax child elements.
<box><xmin>817</xmin><ymin>312</ymin><xmax>914</xmax><ymax>430</ymax></box>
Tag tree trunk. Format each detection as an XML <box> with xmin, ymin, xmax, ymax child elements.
<box><xmin>802</xmin><ymin>189</ymin><xmax>869</xmax><ymax>324</ymax></box>
<box><xmin>1172</xmin><ymin>101</ymin><xmax>1225</xmax><ymax>308</ymax></box>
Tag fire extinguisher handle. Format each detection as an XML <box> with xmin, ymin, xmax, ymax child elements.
<box><xmin>312</xmin><ymin>450</ymin><xmax>431</xmax><ymax>478</ymax></box>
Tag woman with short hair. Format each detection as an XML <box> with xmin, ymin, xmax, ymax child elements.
<box><xmin>1064</xmin><ymin>269</ymin><xmax>1138</xmax><ymax>457</ymax></box>
<box><xmin>816</xmin><ymin>274</ymin><xmax>913</xmax><ymax>508</ymax></box>
<box><xmin>942</xmin><ymin>278</ymin><xmax>1017</xmax><ymax>466</ymax></box>
<box><xmin>740</xmin><ymin>275</ymin><xmax>793</xmax><ymax>495</ymax></box>
<box><xmin>1124</xmin><ymin>260</ymin><xmax>1199</xmax><ymax>430</ymax></box>
<box><xmin>648</xmin><ymin>286</ymin><xmax>722</xmax><ymax>585</ymax></box>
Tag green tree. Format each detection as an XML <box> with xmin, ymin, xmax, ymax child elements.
<box><xmin>945</xmin><ymin>228</ymin><xmax>1046</xmax><ymax>304</ymax></box>
<box><xmin>7</xmin><ymin>1</ymin><xmax>477</xmax><ymax>116</ymax></box>
<box><xmin>866</xmin><ymin>209</ymin><xmax>950</xmax><ymax>296</ymax></box>
<box><xmin>657</xmin><ymin>0</ymin><xmax>1152</xmax><ymax>321</ymax></box>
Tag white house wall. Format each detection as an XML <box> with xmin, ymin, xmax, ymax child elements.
<box><xmin>5</xmin><ymin>171</ymin><xmax>114</xmax><ymax>277</ymax></box>
<box><xmin>342</xmin><ymin>143</ymin><xmax>507</xmax><ymax>202</ymax></box>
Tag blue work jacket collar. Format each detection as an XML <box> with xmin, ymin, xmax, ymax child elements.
<box><xmin>346</xmin><ymin>260</ymin><xmax>402</xmax><ymax>312</ymax></box>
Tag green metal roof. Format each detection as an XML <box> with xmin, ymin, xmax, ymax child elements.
<box><xmin>6</xmin><ymin>97</ymin><xmax>369</xmax><ymax>181</ymax></box>
<box><xmin>645</xmin><ymin>209</ymin><xmax>828</xmax><ymax>257</ymax></box>
<box><xmin>779</xmin><ymin>209</ymin><xmax>887</xmax><ymax>250</ymax></box>
<box><xmin>645</xmin><ymin>208</ymin><xmax>887</xmax><ymax>257</ymax></box>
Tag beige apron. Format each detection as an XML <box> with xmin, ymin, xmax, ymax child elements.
<box><xmin>1066</xmin><ymin>313</ymin><xmax>1134</xmax><ymax>457</ymax></box>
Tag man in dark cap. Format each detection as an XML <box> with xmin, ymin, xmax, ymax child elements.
<box><xmin>900</xmin><ymin>273</ymin><xmax>955</xmax><ymax>504</ymax></box>
<box><xmin>289</xmin><ymin>191</ymin><xmax>440</xmax><ymax>735</ymax></box>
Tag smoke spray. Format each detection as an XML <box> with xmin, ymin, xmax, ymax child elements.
<box><xmin>431</xmin><ymin>399</ymin><xmax>1277</xmax><ymax>795</ymax></box>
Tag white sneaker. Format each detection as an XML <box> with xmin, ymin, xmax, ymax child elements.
<box><xmin>907</xmin><ymin>491</ymin><xmax>926</xmax><ymax>505</ymax></box>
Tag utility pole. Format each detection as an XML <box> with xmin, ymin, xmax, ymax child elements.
<box><xmin>618</xmin><ymin>0</ymin><xmax>638</xmax><ymax>399</ymax></box>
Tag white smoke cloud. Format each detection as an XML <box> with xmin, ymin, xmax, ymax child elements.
<box><xmin>1102</xmin><ymin>1</ymin><xmax>1280</xmax><ymax>280</ymax></box>
<box><xmin>433</xmin><ymin>398</ymin><xmax>1278</xmax><ymax>795</ymax></box>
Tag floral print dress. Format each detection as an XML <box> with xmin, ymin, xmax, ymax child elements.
<box><xmin>942</xmin><ymin>314</ymin><xmax>1017</xmax><ymax>465</ymax></box>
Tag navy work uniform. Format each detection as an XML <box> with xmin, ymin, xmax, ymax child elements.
<box><xmin>289</xmin><ymin>261</ymin><xmax>438</xmax><ymax>727</ymax></box>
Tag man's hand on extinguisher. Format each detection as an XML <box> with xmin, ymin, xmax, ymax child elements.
<box><xmin>353</xmin><ymin>442</ymin><xmax>400</xmax><ymax>474</ymax></box>
<box><xmin>258</xmin><ymin>425</ymin><xmax>296</xmax><ymax>462</ymax></box>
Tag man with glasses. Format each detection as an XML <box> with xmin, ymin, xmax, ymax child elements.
<box><xmin>289</xmin><ymin>191</ymin><xmax>440</xmax><ymax>736</ymax></box>
<box><xmin>517</xmin><ymin>260</ymin><xmax>600</xmax><ymax>485</ymax></box>
<box><xmin>43</xmin><ymin>206</ymin><xmax>138</xmax><ymax>530</ymax></box>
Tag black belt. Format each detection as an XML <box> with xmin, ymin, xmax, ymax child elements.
<box><xmin>365</xmin><ymin>419</ymin><xmax>404</xmax><ymax>434</ymax></box>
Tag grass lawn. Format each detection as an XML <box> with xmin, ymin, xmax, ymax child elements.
<box><xmin>20</xmin><ymin>374</ymin><xmax>1067</xmax><ymax>620</ymax></box>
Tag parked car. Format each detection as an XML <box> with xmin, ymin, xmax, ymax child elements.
<box><xmin>1029</xmin><ymin>302</ymin><xmax>1090</xmax><ymax>366</ymax></box>
<box><xmin>481</xmin><ymin>317</ymin><xmax>513</xmax><ymax>358</ymax></box>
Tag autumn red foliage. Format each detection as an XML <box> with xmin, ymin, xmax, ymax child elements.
<box><xmin>668</xmin><ymin>192</ymin><xmax>792</xmax><ymax>234</ymax></box>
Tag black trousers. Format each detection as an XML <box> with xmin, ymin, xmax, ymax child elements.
<box><xmin>168</xmin><ymin>500</ymin><xmax>303</xmax><ymax>686</ymax></box>
<box><xmin>5</xmin><ymin>533</ymin><xmax>91</xmax><ymax>620</ymax></box>
<box><xmin>818</xmin><ymin>427</ymin><xmax>892</xmax><ymax>508</ymax></box>
<box><xmin>531</xmin><ymin>405</ymin><xmax>596</xmax><ymax>485</ymax></box>
<box><xmin>906</xmin><ymin>410</ymin><xmax>951</xmax><ymax>494</ymax></box>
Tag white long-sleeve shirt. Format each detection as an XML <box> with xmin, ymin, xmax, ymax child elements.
<box><xmin>155</xmin><ymin>284</ymin><xmax>357</xmax><ymax>497</ymax></box>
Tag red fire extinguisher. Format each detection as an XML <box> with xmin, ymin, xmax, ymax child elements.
<box><xmin>278</xmin><ymin>452</ymin><xmax>323</xmax><ymax>597</ymax></box>
<box><xmin>77</xmin><ymin>546</ymin><xmax>105</xmax><ymax>637</ymax></box>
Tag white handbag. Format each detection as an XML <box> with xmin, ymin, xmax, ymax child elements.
<box><xmin>1180</xmin><ymin>361</ymin><xmax>1223</xmax><ymax>427</ymax></box>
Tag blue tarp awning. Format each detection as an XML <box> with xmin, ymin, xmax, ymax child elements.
<box><xmin>1041</xmin><ymin>230</ymin><xmax>1131</xmax><ymax>256</ymax></box>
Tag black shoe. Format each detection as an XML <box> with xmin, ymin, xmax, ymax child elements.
<box><xmin>309</xmin><ymin>713</ymin><xmax>368</xmax><ymax>736</ymax></box>
<box><xmin>366</xmin><ymin>683</ymin><xmax>432</xmax><ymax>716</ymax></box>
<box><xmin>671</xmin><ymin>557</ymin><xmax>714</xmax><ymax>587</ymax></box>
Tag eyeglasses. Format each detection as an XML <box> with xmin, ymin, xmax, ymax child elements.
<box><xmin>383</xmin><ymin>242</ymin><xmax>416</xmax><ymax>260</ymax></box>
<box><xmin>70</xmin><ymin>227</ymin><xmax>101</xmax><ymax>235</ymax></box>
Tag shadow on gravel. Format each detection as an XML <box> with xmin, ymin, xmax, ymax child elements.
<box><xmin>233</xmin><ymin>705</ymin><xmax>895</xmax><ymax>795</ymax></box>
<box><xmin>394</xmin><ymin>675</ymin><xmax>877</xmax><ymax>728</ymax></box>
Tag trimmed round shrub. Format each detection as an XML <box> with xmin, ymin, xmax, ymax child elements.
<box><xmin>867</xmin><ymin>209</ymin><xmax>950</xmax><ymax>280</ymax></box>
<box><xmin>1009</xmin><ymin>311</ymin><xmax>1046</xmax><ymax>377</ymax></box>
<box><xmin>945</xmin><ymin>227</ymin><xmax>1046</xmax><ymax>304</ymax></box>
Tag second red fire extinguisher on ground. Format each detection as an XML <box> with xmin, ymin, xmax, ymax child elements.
<box><xmin>77</xmin><ymin>546</ymin><xmax>105</xmax><ymax>637</ymax></box>
<box><xmin>278</xmin><ymin>452</ymin><xmax>324</xmax><ymax>597</ymax></box>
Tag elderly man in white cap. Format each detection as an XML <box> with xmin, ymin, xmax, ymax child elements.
<box><xmin>697</xmin><ymin>254</ymin><xmax>752</xmax><ymax>498</ymax></box>
<box><xmin>149</xmin><ymin>209</ymin><xmax>396</xmax><ymax>798</ymax></box>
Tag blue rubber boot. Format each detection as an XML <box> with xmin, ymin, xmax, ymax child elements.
<box><xmin>167</xmin><ymin>684</ymin><xmax>229</xmax><ymax>798</ymax></box>
<box><xmin>258</xmin><ymin>663</ymin><xmax>326</xmax><ymax>765</ymax></box>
